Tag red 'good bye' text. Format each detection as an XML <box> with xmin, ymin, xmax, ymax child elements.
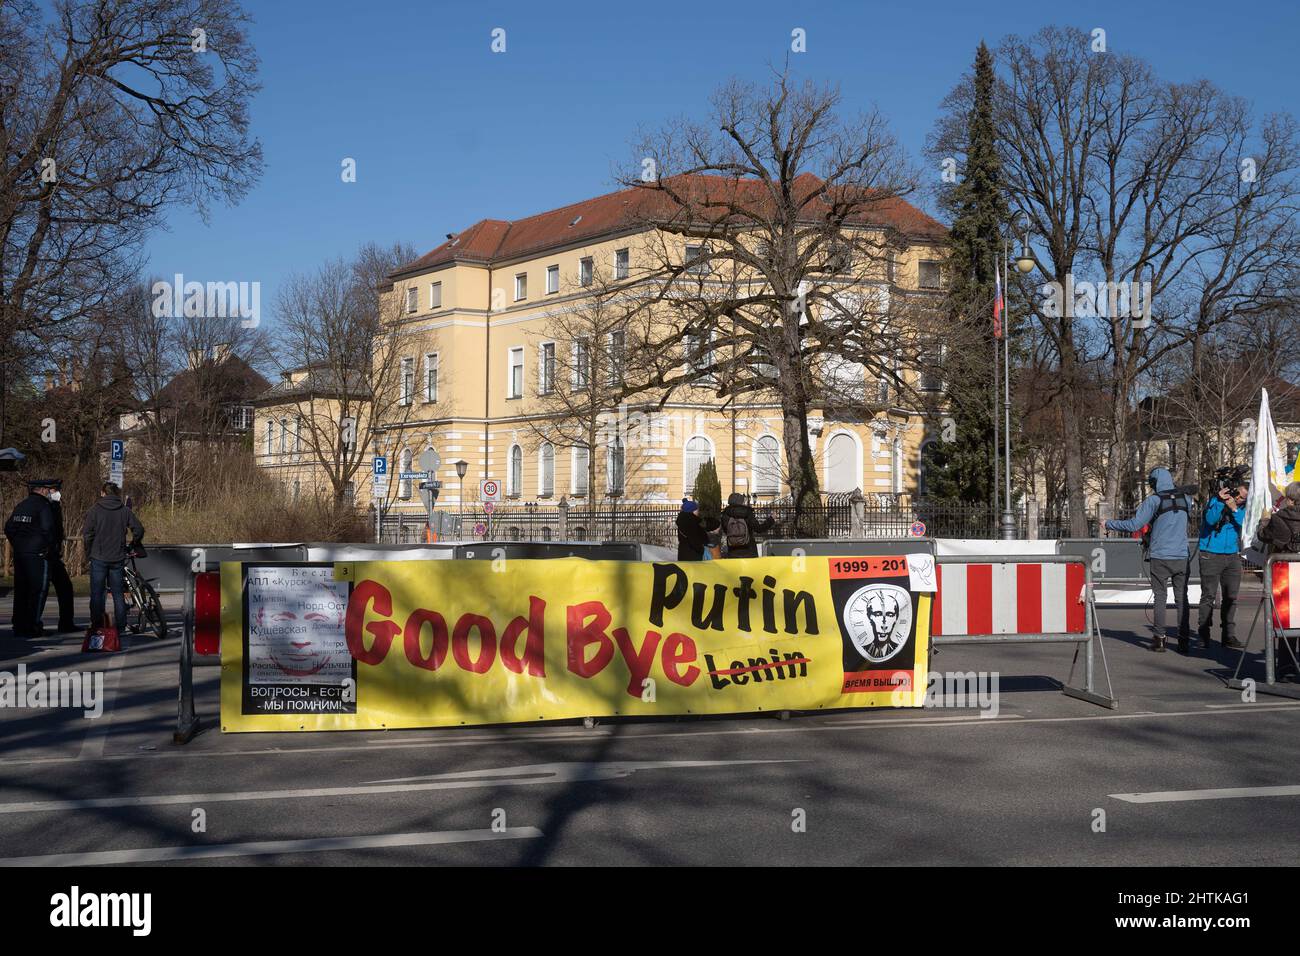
<box><xmin>344</xmin><ymin>578</ymin><xmax>701</xmax><ymax>698</ymax></box>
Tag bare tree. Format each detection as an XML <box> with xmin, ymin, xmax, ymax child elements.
<box><xmin>933</xmin><ymin>26</ymin><xmax>1300</xmax><ymax>533</ymax></box>
<box><xmin>0</xmin><ymin>0</ymin><xmax>262</xmax><ymax>444</ymax></box>
<box><xmin>620</xmin><ymin>68</ymin><xmax>927</xmax><ymax>525</ymax></box>
<box><xmin>273</xmin><ymin>243</ymin><xmax>420</xmax><ymax>509</ymax></box>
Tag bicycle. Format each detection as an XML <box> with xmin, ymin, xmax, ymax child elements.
<box><xmin>123</xmin><ymin>547</ymin><xmax>168</xmax><ymax>638</ymax></box>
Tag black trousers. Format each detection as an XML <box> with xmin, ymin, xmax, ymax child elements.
<box><xmin>1197</xmin><ymin>552</ymin><xmax>1241</xmax><ymax>643</ymax></box>
<box><xmin>11</xmin><ymin>551</ymin><xmax>47</xmax><ymax>637</ymax></box>
<box><xmin>39</xmin><ymin>555</ymin><xmax>75</xmax><ymax>629</ymax></box>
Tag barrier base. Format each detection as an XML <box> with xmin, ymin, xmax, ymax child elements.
<box><xmin>1062</xmin><ymin>685</ymin><xmax>1118</xmax><ymax>709</ymax></box>
<box><xmin>174</xmin><ymin>714</ymin><xmax>201</xmax><ymax>745</ymax></box>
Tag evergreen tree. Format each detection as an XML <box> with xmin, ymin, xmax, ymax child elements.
<box><xmin>927</xmin><ymin>42</ymin><xmax>1007</xmax><ymax>506</ymax></box>
<box><xmin>692</xmin><ymin>458</ymin><xmax>722</xmax><ymax>520</ymax></box>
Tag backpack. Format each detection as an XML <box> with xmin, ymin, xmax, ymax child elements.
<box><xmin>1140</xmin><ymin>490</ymin><xmax>1189</xmax><ymax>556</ymax></box>
<box><xmin>723</xmin><ymin>513</ymin><xmax>751</xmax><ymax>549</ymax></box>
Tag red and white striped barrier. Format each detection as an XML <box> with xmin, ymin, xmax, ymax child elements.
<box><xmin>1271</xmin><ymin>560</ymin><xmax>1300</xmax><ymax>632</ymax></box>
<box><xmin>929</xmin><ymin>555</ymin><xmax>1114</xmax><ymax>708</ymax></box>
<box><xmin>933</xmin><ymin>561</ymin><xmax>1087</xmax><ymax>637</ymax></box>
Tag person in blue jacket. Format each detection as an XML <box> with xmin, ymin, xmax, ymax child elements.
<box><xmin>1196</xmin><ymin>478</ymin><xmax>1248</xmax><ymax>651</ymax></box>
<box><xmin>1103</xmin><ymin>467</ymin><xmax>1193</xmax><ymax>653</ymax></box>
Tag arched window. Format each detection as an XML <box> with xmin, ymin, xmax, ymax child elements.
<box><xmin>508</xmin><ymin>445</ymin><xmax>523</xmax><ymax>497</ymax></box>
<box><xmin>278</xmin><ymin>419</ymin><xmax>288</xmax><ymax>454</ymax></box>
<box><xmin>399</xmin><ymin>448</ymin><xmax>413</xmax><ymax>499</ymax></box>
<box><xmin>265</xmin><ymin>421</ymin><xmax>273</xmax><ymax>457</ymax></box>
<box><xmin>539</xmin><ymin>443</ymin><xmax>555</xmax><ymax>497</ymax></box>
<box><xmin>683</xmin><ymin>436</ymin><xmax>711</xmax><ymax>494</ymax></box>
<box><xmin>825</xmin><ymin>433</ymin><xmax>857</xmax><ymax>493</ymax></box>
<box><xmin>754</xmin><ymin>436</ymin><xmax>781</xmax><ymax>495</ymax></box>
<box><xmin>572</xmin><ymin>445</ymin><xmax>590</xmax><ymax>496</ymax></box>
<box><xmin>607</xmin><ymin>436</ymin><xmax>625</xmax><ymax>494</ymax></box>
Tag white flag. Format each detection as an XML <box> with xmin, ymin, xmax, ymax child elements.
<box><xmin>1242</xmin><ymin>388</ymin><xmax>1288</xmax><ymax>552</ymax></box>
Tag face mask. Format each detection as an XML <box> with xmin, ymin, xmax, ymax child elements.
<box><xmin>50</xmin><ymin>491</ymin><xmax>61</xmax><ymax>502</ymax></box>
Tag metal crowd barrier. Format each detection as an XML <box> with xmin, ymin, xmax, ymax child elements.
<box><xmin>1228</xmin><ymin>554</ymin><xmax>1300</xmax><ymax>700</ymax></box>
<box><xmin>931</xmin><ymin>555</ymin><xmax>1116</xmax><ymax>709</ymax></box>
<box><xmin>1058</xmin><ymin>538</ymin><xmax>1202</xmax><ymax>587</ymax></box>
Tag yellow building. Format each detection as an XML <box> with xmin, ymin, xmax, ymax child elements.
<box><xmin>258</xmin><ymin>176</ymin><xmax>949</xmax><ymax>518</ymax></box>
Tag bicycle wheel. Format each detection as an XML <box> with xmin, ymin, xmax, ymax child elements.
<box><xmin>124</xmin><ymin>577</ymin><xmax>145</xmax><ymax>634</ymax></box>
<box><xmin>141</xmin><ymin>581</ymin><xmax>168</xmax><ymax>638</ymax></box>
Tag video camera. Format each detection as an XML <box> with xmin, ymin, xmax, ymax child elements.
<box><xmin>1211</xmin><ymin>464</ymin><xmax>1250</xmax><ymax>496</ymax></box>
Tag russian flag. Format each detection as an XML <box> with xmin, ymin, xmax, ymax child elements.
<box><xmin>993</xmin><ymin>266</ymin><xmax>1004</xmax><ymax>339</ymax></box>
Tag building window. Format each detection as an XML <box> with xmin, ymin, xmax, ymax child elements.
<box><xmin>514</xmin><ymin>273</ymin><xmax>527</xmax><ymax>301</ymax></box>
<box><xmin>606</xmin><ymin>436</ymin><xmax>625</xmax><ymax>494</ymax></box>
<box><xmin>429</xmin><ymin>282</ymin><xmax>442</xmax><ymax>309</ymax></box>
<box><xmin>825</xmin><ymin>433</ymin><xmax>857</xmax><ymax>493</ymax></box>
<box><xmin>508</xmin><ymin>444</ymin><xmax>523</xmax><ymax>497</ymax></box>
<box><xmin>579</xmin><ymin>257</ymin><xmax>593</xmax><ymax>286</ymax></box>
<box><xmin>539</xmin><ymin>342</ymin><xmax>556</xmax><ymax>394</ymax></box>
<box><xmin>546</xmin><ymin>265</ymin><xmax>559</xmax><ymax>294</ymax></box>
<box><xmin>607</xmin><ymin>330</ymin><xmax>625</xmax><ymax>386</ymax></box>
<box><xmin>508</xmin><ymin>347</ymin><xmax>524</xmax><ymax>398</ymax></box>
<box><xmin>892</xmin><ymin>437</ymin><xmax>904</xmax><ymax>494</ymax></box>
<box><xmin>278</xmin><ymin>418</ymin><xmax>288</xmax><ymax>454</ymax></box>
<box><xmin>424</xmin><ymin>353</ymin><xmax>438</xmax><ymax>403</ymax></box>
<box><xmin>406</xmin><ymin>287</ymin><xmax>418</xmax><ymax>313</ymax></box>
<box><xmin>573</xmin><ymin>338</ymin><xmax>590</xmax><ymax>390</ymax></box>
<box><xmin>754</xmin><ymin>436</ymin><xmax>781</xmax><ymax>495</ymax></box>
<box><xmin>400</xmin><ymin>357</ymin><xmax>414</xmax><ymax>405</ymax></box>
<box><xmin>614</xmin><ymin>248</ymin><xmax>629</xmax><ymax>280</ymax></box>
<box><xmin>685</xmin><ymin>244</ymin><xmax>709</xmax><ymax>273</ymax></box>
<box><xmin>572</xmin><ymin>445</ymin><xmax>590</xmax><ymax>496</ymax></box>
<box><xmin>539</xmin><ymin>443</ymin><xmax>555</xmax><ymax>497</ymax></box>
<box><xmin>343</xmin><ymin>481</ymin><xmax>355</xmax><ymax>506</ymax></box>
<box><xmin>918</xmin><ymin>260</ymin><xmax>944</xmax><ymax>290</ymax></box>
<box><xmin>265</xmin><ymin>420</ymin><xmax>273</xmax><ymax>456</ymax></box>
<box><xmin>293</xmin><ymin>416</ymin><xmax>302</xmax><ymax>453</ymax></box>
<box><xmin>684</xmin><ymin>436</ymin><xmax>711</xmax><ymax>494</ymax></box>
<box><xmin>918</xmin><ymin>346</ymin><xmax>944</xmax><ymax>392</ymax></box>
<box><xmin>685</xmin><ymin>329</ymin><xmax>712</xmax><ymax>376</ymax></box>
<box><xmin>399</xmin><ymin>448</ymin><xmax>413</xmax><ymax>499</ymax></box>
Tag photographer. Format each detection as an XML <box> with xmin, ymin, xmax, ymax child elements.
<box><xmin>1197</xmin><ymin>471</ymin><xmax>1249</xmax><ymax>650</ymax></box>
<box><xmin>1102</xmin><ymin>467</ymin><xmax>1193</xmax><ymax>653</ymax></box>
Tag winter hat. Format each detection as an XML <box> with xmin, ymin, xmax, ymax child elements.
<box><xmin>681</xmin><ymin>498</ymin><xmax>699</xmax><ymax>513</ymax></box>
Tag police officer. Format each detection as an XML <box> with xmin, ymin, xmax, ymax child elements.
<box><xmin>38</xmin><ymin>479</ymin><xmax>77</xmax><ymax>633</ymax></box>
<box><xmin>5</xmin><ymin>479</ymin><xmax>57</xmax><ymax>638</ymax></box>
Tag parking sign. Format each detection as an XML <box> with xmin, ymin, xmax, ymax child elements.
<box><xmin>110</xmin><ymin>440</ymin><xmax>124</xmax><ymax>462</ymax></box>
<box><xmin>373</xmin><ymin>456</ymin><xmax>388</xmax><ymax>477</ymax></box>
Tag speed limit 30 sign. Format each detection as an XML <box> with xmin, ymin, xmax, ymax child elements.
<box><xmin>480</xmin><ymin>478</ymin><xmax>502</xmax><ymax>502</ymax></box>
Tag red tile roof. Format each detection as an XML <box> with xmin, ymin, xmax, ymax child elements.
<box><xmin>391</xmin><ymin>174</ymin><xmax>946</xmax><ymax>279</ymax></box>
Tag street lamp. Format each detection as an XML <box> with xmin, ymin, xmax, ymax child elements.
<box><xmin>455</xmin><ymin>459</ymin><xmax>468</xmax><ymax>536</ymax></box>
<box><xmin>999</xmin><ymin>221</ymin><xmax>1035</xmax><ymax>540</ymax></box>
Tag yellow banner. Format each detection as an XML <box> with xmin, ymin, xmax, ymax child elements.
<box><xmin>219</xmin><ymin>556</ymin><xmax>931</xmax><ymax>732</ymax></box>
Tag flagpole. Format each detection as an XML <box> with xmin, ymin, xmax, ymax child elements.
<box><xmin>1002</xmin><ymin>247</ymin><xmax>1015</xmax><ymax>539</ymax></box>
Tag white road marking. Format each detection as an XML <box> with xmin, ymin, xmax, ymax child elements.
<box><xmin>79</xmin><ymin>651</ymin><xmax>128</xmax><ymax>759</ymax></box>
<box><xmin>0</xmin><ymin>827</ymin><xmax>540</xmax><ymax>866</ymax></box>
<box><xmin>369</xmin><ymin>758</ymin><xmax>795</xmax><ymax>785</ymax></box>
<box><xmin>0</xmin><ymin>759</ymin><xmax>795</xmax><ymax>815</ymax></box>
<box><xmin>1110</xmin><ymin>785</ymin><xmax>1300</xmax><ymax>804</ymax></box>
<box><xmin>1</xmin><ymin>702</ymin><xmax>1297</xmax><ymax>770</ymax></box>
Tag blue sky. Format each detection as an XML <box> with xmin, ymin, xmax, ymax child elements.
<box><xmin>143</xmin><ymin>0</ymin><xmax>1300</xmax><ymax>329</ymax></box>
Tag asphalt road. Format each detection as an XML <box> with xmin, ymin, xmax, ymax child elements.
<box><xmin>1</xmin><ymin>588</ymin><xmax>1298</xmax><ymax>867</ymax></box>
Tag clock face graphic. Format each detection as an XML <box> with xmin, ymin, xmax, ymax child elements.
<box><xmin>844</xmin><ymin>583</ymin><xmax>913</xmax><ymax>664</ymax></box>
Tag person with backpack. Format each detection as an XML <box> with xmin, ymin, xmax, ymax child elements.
<box><xmin>1103</xmin><ymin>467</ymin><xmax>1193</xmax><ymax>653</ymax></box>
<box><xmin>1196</xmin><ymin>478</ymin><xmax>1249</xmax><ymax>650</ymax></box>
<box><xmin>719</xmin><ymin>492</ymin><xmax>774</xmax><ymax>559</ymax></box>
<box><xmin>676</xmin><ymin>499</ymin><xmax>710</xmax><ymax>561</ymax></box>
<box><xmin>81</xmin><ymin>482</ymin><xmax>145</xmax><ymax>633</ymax></box>
<box><xmin>1258</xmin><ymin>482</ymin><xmax>1300</xmax><ymax>554</ymax></box>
